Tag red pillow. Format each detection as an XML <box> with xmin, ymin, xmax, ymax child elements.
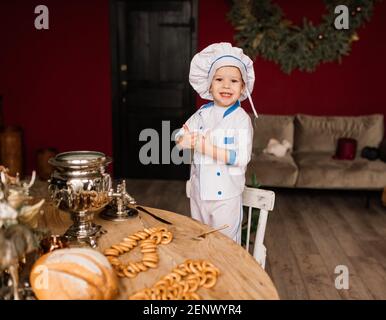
<box><xmin>333</xmin><ymin>138</ymin><xmax>357</xmax><ymax>160</ymax></box>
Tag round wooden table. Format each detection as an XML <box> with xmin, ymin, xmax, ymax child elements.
<box><xmin>38</xmin><ymin>198</ymin><xmax>279</xmax><ymax>300</ymax></box>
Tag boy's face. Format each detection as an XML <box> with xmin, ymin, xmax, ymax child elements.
<box><xmin>209</xmin><ymin>66</ymin><xmax>244</xmax><ymax>107</ymax></box>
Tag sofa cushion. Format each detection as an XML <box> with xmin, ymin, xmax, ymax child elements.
<box><xmin>249</xmin><ymin>114</ymin><xmax>295</xmax><ymax>152</ymax></box>
<box><xmin>246</xmin><ymin>151</ymin><xmax>298</xmax><ymax>187</ymax></box>
<box><xmin>294</xmin><ymin>114</ymin><xmax>384</xmax><ymax>155</ymax></box>
<box><xmin>294</xmin><ymin>152</ymin><xmax>386</xmax><ymax>189</ymax></box>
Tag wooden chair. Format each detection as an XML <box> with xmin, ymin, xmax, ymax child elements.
<box><xmin>241</xmin><ymin>186</ymin><xmax>275</xmax><ymax>269</ymax></box>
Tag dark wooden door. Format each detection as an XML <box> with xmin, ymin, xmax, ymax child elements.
<box><xmin>110</xmin><ymin>0</ymin><xmax>197</xmax><ymax>179</ymax></box>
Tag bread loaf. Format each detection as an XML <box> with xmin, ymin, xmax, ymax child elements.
<box><xmin>30</xmin><ymin>248</ymin><xmax>119</xmax><ymax>300</ymax></box>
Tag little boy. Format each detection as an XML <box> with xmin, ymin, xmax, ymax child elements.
<box><xmin>176</xmin><ymin>42</ymin><xmax>257</xmax><ymax>244</ymax></box>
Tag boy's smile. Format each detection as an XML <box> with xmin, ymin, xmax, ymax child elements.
<box><xmin>210</xmin><ymin>66</ymin><xmax>244</xmax><ymax>107</ymax></box>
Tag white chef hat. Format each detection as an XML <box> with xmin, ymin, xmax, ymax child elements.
<box><xmin>189</xmin><ymin>42</ymin><xmax>258</xmax><ymax>118</ymax></box>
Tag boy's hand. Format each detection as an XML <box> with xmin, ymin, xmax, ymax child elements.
<box><xmin>195</xmin><ymin>131</ymin><xmax>229</xmax><ymax>164</ymax></box>
<box><xmin>177</xmin><ymin>124</ymin><xmax>198</xmax><ymax>149</ymax></box>
<box><xmin>195</xmin><ymin>132</ymin><xmax>212</xmax><ymax>155</ymax></box>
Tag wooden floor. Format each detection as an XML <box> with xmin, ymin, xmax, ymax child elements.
<box><xmin>126</xmin><ymin>179</ymin><xmax>386</xmax><ymax>300</ymax></box>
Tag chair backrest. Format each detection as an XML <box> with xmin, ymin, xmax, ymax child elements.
<box><xmin>242</xmin><ymin>187</ymin><xmax>275</xmax><ymax>211</ymax></box>
<box><xmin>242</xmin><ymin>186</ymin><xmax>275</xmax><ymax>269</ymax></box>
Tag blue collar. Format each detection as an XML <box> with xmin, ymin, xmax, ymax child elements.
<box><xmin>223</xmin><ymin>100</ymin><xmax>240</xmax><ymax>118</ymax></box>
<box><xmin>199</xmin><ymin>100</ymin><xmax>240</xmax><ymax>118</ymax></box>
<box><xmin>200</xmin><ymin>102</ymin><xmax>214</xmax><ymax>109</ymax></box>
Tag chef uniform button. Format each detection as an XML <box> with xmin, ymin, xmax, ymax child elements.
<box><xmin>200</xmin><ymin>126</ymin><xmax>203</xmax><ymax>129</ymax></box>
<box><xmin>218</xmin><ymin>191</ymin><xmax>222</xmax><ymax>195</ymax></box>
<box><xmin>216</xmin><ymin>172</ymin><xmax>221</xmax><ymax>176</ymax></box>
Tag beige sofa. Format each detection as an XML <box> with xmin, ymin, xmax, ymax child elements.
<box><xmin>246</xmin><ymin>114</ymin><xmax>386</xmax><ymax>190</ymax></box>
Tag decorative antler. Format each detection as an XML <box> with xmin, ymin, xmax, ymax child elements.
<box><xmin>0</xmin><ymin>171</ymin><xmax>7</xmax><ymax>185</ymax></box>
<box><xmin>25</xmin><ymin>171</ymin><xmax>36</xmax><ymax>189</ymax></box>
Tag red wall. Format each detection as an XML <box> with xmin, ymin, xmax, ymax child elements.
<box><xmin>0</xmin><ymin>0</ymin><xmax>385</xmax><ymax>174</ymax></box>
<box><xmin>198</xmin><ymin>0</ymin><xmax>386</xmax><ymax>117</ymax></box>
<box><xmin>0</xmin><ymin>0</ymin><xmax>112</xmax><ymax>174</ymax></box>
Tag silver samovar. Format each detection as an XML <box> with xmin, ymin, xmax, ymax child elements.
<box><xmin>48</xmin><ymin>151</ymin><xmax>112</xmax><ymax>247</ymax></box>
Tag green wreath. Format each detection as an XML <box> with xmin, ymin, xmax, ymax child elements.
<box><xmin>228</xmin><ymin>0</ymin><xmax>380</xmax><ymax>74</ymax></box>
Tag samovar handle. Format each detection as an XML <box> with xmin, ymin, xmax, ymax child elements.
<box><xmin>102</xmin><ymin>173</ymin><xmax>112</xmax><ymax>191</ymax></box>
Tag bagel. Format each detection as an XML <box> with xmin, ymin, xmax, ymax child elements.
<box><xmin>103</xmin><ymin>227</ymin><xmax>173</xmax><ymax>279</ymax></box>
<box><xmin>128</xmin><ymin>259</ymin><xmax>219</xmax><ymax>300</ymax></box>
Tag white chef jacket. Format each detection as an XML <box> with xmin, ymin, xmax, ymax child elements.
<box><xmin>176</xmin><ymin>100</ymin><xmax>253</xmax><ymax>201</ymax></box>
